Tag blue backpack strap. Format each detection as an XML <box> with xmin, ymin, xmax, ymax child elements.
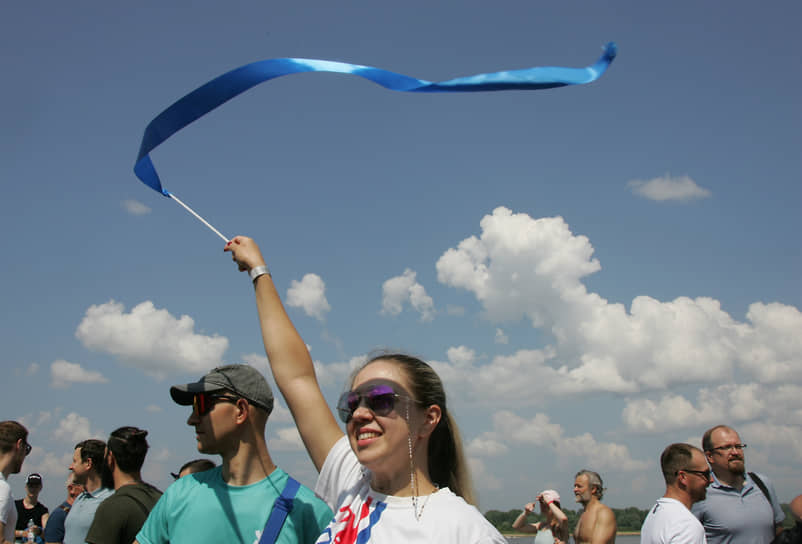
<box><xmin>259</xmin><ymin>476</ymin><xmax>301</xmax><ymax>544</ymax></box>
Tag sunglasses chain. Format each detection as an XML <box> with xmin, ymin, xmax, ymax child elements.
<box><xmin>407</xmin><ymin>400</ymin><xmax>438</xmax><ymax>521</ymax></box>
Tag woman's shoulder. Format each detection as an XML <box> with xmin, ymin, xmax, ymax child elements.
<box><xmin>427</xmin><ymin>489</ymin><xmax>507</xmax><ymax>542</ymax></box>
<box><xmin>433</xmin><ymin>488</ymin><xmax>482</xmax><ymax>511</ymax></box>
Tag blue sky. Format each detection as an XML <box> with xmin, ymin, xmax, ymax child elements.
<box><xmin>2</xmin><ymin>1</ymin><xmax>800</xmax><ymax>513</ymax></box>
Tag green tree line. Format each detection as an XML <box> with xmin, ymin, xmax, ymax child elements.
<box><xmin>484</xmin><ymin>506</ymin><xmax>649</xmax><ymax>534</ymax></box>
<box><xmin>485</xmin><ymin>504</ymin><xmax>798</xmax><ymax>534</ymax></box>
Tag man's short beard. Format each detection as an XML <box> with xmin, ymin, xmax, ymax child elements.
<box><xmin>729</xmin><ymin>460</ymin><xmax>745</xmax><ymax>475</ymax></box>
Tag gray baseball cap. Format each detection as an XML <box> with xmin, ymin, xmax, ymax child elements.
<box><xmin>170</xmin><ymin>364</ymin><xmax>274</xmax><ymax>415</ymax></box>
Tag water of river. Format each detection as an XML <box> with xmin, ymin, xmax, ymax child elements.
<box><xmin>506</xmin><ymin>535</ymin><xmax>639</xmax><ymax>544</ymax></box>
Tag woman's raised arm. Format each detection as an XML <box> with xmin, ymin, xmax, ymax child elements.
<box><xmin>225</xmin><ymin>236</ymin><xmax>343</xmax><ymax>470</ymax></box>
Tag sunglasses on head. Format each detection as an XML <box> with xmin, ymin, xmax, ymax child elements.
<box><xmin>337</xmin><ymin>384</ymin><xmax>411</xmax><ymax>423</ymax></box>
<box><xmin>192</xmin><ymin>392</ymin><xmax>240</xmax><ymax>416</ymax></box>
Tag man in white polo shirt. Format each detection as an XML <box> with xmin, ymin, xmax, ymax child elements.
<box><xmin>641</xmin><ymin>443</ymin><xmax>711</xmax><ymax>544</ymax></box>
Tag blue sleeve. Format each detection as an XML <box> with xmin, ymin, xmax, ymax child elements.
<box><xmin>42</xmin><ymin>508</ymin><xmax>66</xmax><ymax>542</ymax></box>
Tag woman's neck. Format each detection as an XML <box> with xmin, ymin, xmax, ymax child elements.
<box><xmin>370</xmin><ymin>466</ymin><xmax>437</xmax><ymax>497</ymax></box>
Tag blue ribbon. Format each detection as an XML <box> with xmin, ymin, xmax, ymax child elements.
<box><xmin>135</xmin><ymin>43</ymin><xmax>617</xmax><ymax>196</ymax></box>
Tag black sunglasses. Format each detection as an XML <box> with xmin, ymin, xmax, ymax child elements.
<box><xmin>192</xmin><ymin>392</ymin><xmax>240</xmax><ymax>416</ymax></box>
<box><xmin>337</xmin><ymin>384</ymin><xmax>412</xmax><ymax>423</ymax></box>
<box><xmin>677</xmin><ymin>468</ymin><xmax>711</xmax><ymax>481</ymax></box>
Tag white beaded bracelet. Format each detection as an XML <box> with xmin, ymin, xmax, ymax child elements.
<box><xmin>249</xmin><ymin>265</ymin><xmax>271</xmax><ymax>283</ymax></box>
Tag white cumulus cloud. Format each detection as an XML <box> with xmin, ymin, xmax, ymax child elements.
<box><xmin>627</xmin><ymin>174</ymin><xmax>711</xmax><ymax>202</ymax></box>
<box><xmin>737</xmin><ymin>302</ymin><xmax>802</xmax><ymax>383</ymax></box>
<box><xmin>467</xmin><ymin>457</ymin><xmax>502</xmax><ymax>492</ymax></box>
<box><xmin>447</xmin><ymin>346</ymin><xmax>476</xmax><ymax>367</ymax></box>
<box><xmin>286</xmin><ymin>273</ymin><xmax>331</xmax><ymax>321</ymax></box>
<box><xmin>476</xmin><ymin>410</ymin><xmax>648</xmax><ymax>471</ymax></box>
<box><xmin>24</xmin><ymin>451</ymin><xmax>74</xmax><ymax>481</ymax></box>
<box><xmin>270</xmin><ymin>426</ymin><xmax>305</xmax><ymax>451</ymax></box>
<box><xmin>50</xmin><ymin>360</ymin><xmax>108</xmax><ymax>389</ymax></box>
<box><xmin>75</xmin><ymin>300</ymin><xmax>229</xmax><ymax>378</ymax></box>
<box><xmin>122</xmin><ymin>199</ymin><xmax>152</xmax><ymax>215</ymax></box>
<box><xmin>466</xmin><ymin>437</ymin><xmax>509</xmax><ymax>457</ymax></box>
<box><xmin>740</xmin><ymin>421</ymin><xmax>802</xmax><ymax>462</ymax></box>
<box><xmin>381</xmin><ymin>269</ymin><xmax>435</xmax><ymax>322</ymax></box>
<box><xmin>622</xmin><ymin>382</ymin><xmax>800</xmax><ymax>433</ymax></box>
<box><xmin>435</xmin><ymin>207</ymin><xmax>802</xmax><ymax>396</ymax></box>
<box><xmin>52</xmin><ymin>412</ymin><xmax>102</xmax><ymax>443</ymax></box>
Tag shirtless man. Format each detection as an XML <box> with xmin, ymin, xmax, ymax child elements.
<box><xmin>573</xmin><ymin>469</ymin><xmax>616</xmax><ymax>544</ymax></box>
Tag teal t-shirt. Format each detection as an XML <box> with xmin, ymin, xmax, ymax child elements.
<box><xmin>136</xmin><ymin>467</ymin><xmax>332</xmax><ymax>544</ymax></box>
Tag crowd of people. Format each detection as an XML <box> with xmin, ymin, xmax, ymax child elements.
<box><xmin>638</xmin><ymin>424</ymin><xmax>799</xmax><ymax>544</ymax></box>
<box><xmin>1</xmin><ymin>235</ymin><xmax>799</xmax><ymax>544</ymax></box>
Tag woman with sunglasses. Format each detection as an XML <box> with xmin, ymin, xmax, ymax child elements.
<box><xmin>225</xmin><ymin>236</ymin><xmax>505</xmax><ymax>543</ymax></box>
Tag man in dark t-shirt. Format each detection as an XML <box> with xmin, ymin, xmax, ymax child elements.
<box><xmin>85</xmin><ymin>427</ymin><xmax>161</xmax><ymax>544</ymax></box>
<box><xmin>14</xmin><ymin>473</ymin><xmax>47</xmax><ymax>542</ymax></box>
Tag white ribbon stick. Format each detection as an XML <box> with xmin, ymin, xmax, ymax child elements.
<box><xmin>168</xmin><ymin>193</ymin><xmax>229</xmax><ymax>243</ymax></box>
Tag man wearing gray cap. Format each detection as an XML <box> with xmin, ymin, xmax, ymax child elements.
<box><xmin>135</xmin><ymin>364</ymin><xmax>332</xmax><ymax>544</ymax></box>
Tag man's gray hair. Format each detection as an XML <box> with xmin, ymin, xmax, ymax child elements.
<box><xmin>576</xmin><ymin>469</ymin><xmax>605</xmax><ymax>500</ymax></box>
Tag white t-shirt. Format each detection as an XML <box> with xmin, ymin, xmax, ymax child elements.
<box><xmin>0</xmin><ymin>474</ymin><xmax>17</xmax><ymax>543</ymax></box>
<box><xmin>641</xmin><ymin>497</ymin><xmax>706</xmax><ymax>544</ymax></box>
<box><xmin>315</xmin><ymin>436</ymin><xmax>506</xmax><ymax>543</ymax></box>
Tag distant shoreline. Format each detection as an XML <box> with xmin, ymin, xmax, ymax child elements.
<box><xmin>503</xmin><ymin>531</ymin><xmax>641</xmax><ymax>536</ymax></box>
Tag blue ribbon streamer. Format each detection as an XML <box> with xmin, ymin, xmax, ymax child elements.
<box><xmin>135</xmin><ymin>43</ymin><xmax>617</xmax><ymax>196</ymax></box>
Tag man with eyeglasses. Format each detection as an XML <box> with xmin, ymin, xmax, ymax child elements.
<box><xmin>135</xmin><ymin>364</ymin><xmax>332</xmax><ymax>544</ymax></box>
<box><xmin>641</xmin><ymin>443</ymin><xmax>711</xmax><ymax>543</ymax></box>
<box><xmin>0</xmin><ymin>421</ymin><xmax>30</xmax><ymax>544</ymax></box>
<box><xmin>692</xmin><ymin>424</ymin><xmax>785</xmax><ymax>543</ymax></box>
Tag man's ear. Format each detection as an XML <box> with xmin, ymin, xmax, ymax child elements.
<box><xmin>235</xmin><ymin>398</ymin><xmax>250</xmax><ymax>425</ymax></box>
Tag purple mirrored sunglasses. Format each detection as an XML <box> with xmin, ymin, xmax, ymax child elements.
<box><xmin>336</xmin><ymin>384</ymin><xmax>405</xmax><ymax>423</ymax></box>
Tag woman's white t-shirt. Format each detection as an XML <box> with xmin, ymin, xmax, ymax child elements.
<box><xmin>314</xmin><ymin>436</ymin><xmax>506</xmax><ymax>543</ymax></box>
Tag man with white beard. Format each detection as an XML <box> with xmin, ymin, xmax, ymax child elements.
<box><xmin>573</xmin><ymin>469</ymin><xmax>617</xmax><ymax>544</ymax></box>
